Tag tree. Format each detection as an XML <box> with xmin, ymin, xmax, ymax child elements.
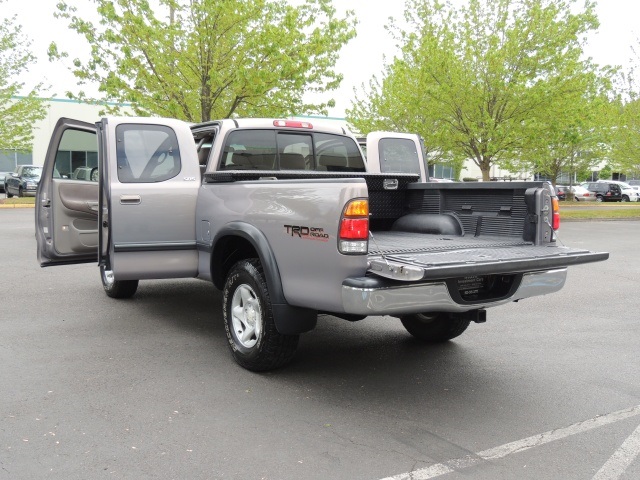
<box><xmin>610</xmin><ymin>97</ymin><xmax>640</xmax><ymax>176</ymax></box>
<box><xmin>0</xmin><ymin>1</ymin><xmax>48</xmax><ymax>151</ymax></box>
<box><xmin>609</xmin><ymin>42</ymin><xmax>640</xmax><ymax>177</ymax></box>
<box><xmin>504</xmin><ymin>71</ymin><xmax>614</xmax><ymax>186</ymax></box>
<box><xmin>348</xmin><ymin>0</ymin><xmax>603</xmax><ymax>181</ymax></box>
<box><xmin>50</xmin><ymin>0</ymin><xmax>356</xmax><ymax>122</ymax></box>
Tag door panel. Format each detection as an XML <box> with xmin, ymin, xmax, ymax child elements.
<box><xmin>100</xmin><ymin>118</ymin><xmax>200</xmax><ymax>280</ymax></box>
<box><xmin>51</xmin><ymin>181</ymin><xmax>99</xmax><ymax>255</ymax></box>
<box><xmin>36</xmin><ymin>118</ymin><xmax>99</xmax><ymax>266</ymax></box>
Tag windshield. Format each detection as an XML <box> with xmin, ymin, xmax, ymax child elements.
<box><xmin>21</xmin><ymin>166</ymin><xmax>42</xmax><ymax>178</ymax></box>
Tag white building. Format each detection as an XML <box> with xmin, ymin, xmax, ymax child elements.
<box><xmin>1</xmin><ymin>98</ymin><xmax>133</xmax><ymax>172</ymax></box>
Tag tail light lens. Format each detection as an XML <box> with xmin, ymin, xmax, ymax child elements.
<box><xmin>552</xmin><ymin>197</ymin><xmax>560</xmax><ymax>230</ymax></box>
<box><xmin>339</xmin><ymin>199</ymin><xmax>369</xmax><ymax>254</ymax></box>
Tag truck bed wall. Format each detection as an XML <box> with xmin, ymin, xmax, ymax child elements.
<box><xmin>203</xmin><ymin>171</ymin><xmax>544</xmax><ymax>242</ymax></box>
<box><xmin>368</xmin><ymin>181</ymin><xmax>545</xmax><ymax>242</ymax></box>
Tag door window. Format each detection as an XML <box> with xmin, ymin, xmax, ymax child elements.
<box><xmin>54</xmin><ymin>129</ymin><xmax>99</xmax><ymax>180</ymax></box>
<box><xmin>115</xmin><ymin>125</ymin><xmax>181</xmax><ymax>183</ymax></box>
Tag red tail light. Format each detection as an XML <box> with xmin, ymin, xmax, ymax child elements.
<box><xmin>339</xmin><ymin>219</ymin><xmax>369</xmax><ymax>239</ymax></box>
<box><xmin>552</xmin><ymin>197</ymin><xmax>560</xmax><ymax>230</ymax></box>
<box><xmin>339</xmin><ymin>199</ymin><xmax>369</xmax><ymax>254</ymax></box>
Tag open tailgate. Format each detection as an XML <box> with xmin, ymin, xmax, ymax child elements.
<box><xmin>367</xmin><ymin>232</ymin><xmax>609</xmax><ymax>281</ymax></box>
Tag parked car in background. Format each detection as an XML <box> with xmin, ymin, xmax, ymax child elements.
<box><xmin>0</xmin><ymin>171</ymin><xmax>10</xmax><ymax>193</ymax></box>
<box><xmin>627</xmin><ymin>180</ymin><xmax>640</xmax><ymax>187</ymax></box>
<box><xmin>580</xmin><ymin>182</ymin><xmax>623</xmax><ymax>202</ymax></box>
<box><xmin>597</xmin><ymin>180</ymin><xmax>640</xmax><ymax>202</ymax></box>
<box><xmin>567</xmin><ymin>185</ymin><xmax>597</xmax><ymax>202</ymax></box>
<box><xmin>5</xmin><ymin>165</ymin><xmax>43</xmax><ymax>198</ymax></box>
<box><xmin>72</xmin><ymin>166</ymin><xmax>99</xmax><ymax>182</ymax></box>
<box><xmin>554</xmin><ymin>185</ymin><xmax>567</xmax><ymax>200</ymax></box>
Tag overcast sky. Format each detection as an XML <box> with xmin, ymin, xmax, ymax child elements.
<box><xmin>5</xmin><ymin>0</ymin><xmax>640</xmax><ymax>118</ymax></box>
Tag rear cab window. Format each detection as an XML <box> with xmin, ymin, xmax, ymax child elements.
<box><xmin>218</xmin><ymin>129</ymin><xmax>365</xmax><ymax>172</ymax></box>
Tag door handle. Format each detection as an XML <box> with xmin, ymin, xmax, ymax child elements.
<box><xmin>86</xmin><ymin>201</ymin><xmax>99</xmax><ymax>212</ymax></box>
<box><xmin>120</xmin><ymin>194</ymin><xmax>141</xmax><ymax>205</ymax></box>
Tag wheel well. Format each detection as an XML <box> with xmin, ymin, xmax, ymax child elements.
<box><xmin>211</xmin><ymin>235</ymin><xmax>259</xmax><ymax>289</ymax></box>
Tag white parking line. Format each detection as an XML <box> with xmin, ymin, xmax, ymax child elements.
<box><xmin>379</xmin><ymin>404</ymin><xmax>640</xmax><ymax>480</ymax></box>
<box><xmin>592</xmin><ymin>422</ymin><xmax>640</xmax><ymax>480</ymax></box>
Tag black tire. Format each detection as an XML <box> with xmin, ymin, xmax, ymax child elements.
<box><xmin>622</xmin><ymin>195</ymin><xmax>630</xmax><ymax>202</ymax></box>
<box><xmin>6</xmin><ymin>189</ymin><xmax>13</xmax><ymax>198</ymax></box>
<box><xmin>400</xmin><ymin>313</ymin><xmax>470</xmax><ymax>343</ymax></box>
<box><xmin>223</xmin><ymin>259</ymin><xmax>299</xmax><ymax>371</ymax></box>
<box><xmin>18</xmin><ymin>187</ymin><xmax>24</xmax><ymax>198</ymax></box>
<box><xmin>100</xmin><ymin>265</ymin><xmax>139</xmax><ymax>299</ymax></box>
<box><xmin>595</xmin><ymin>195</ymin><xmax>603</xmax><ymax>202</ymax></box>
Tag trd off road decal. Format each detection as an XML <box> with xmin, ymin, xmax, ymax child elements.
<box><xmin>284</xmin><ymin>225</ymin><xmax>329</xmax><ymax>242</ymax></box>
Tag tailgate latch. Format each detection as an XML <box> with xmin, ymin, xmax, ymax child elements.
<box><xmin>383</xmin><ymin>178</ymin><xmax>399</xmax><ymax>190</ymax></box>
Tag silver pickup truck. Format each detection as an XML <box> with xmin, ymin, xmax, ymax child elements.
<box><xmin>36</xmin><ymin>117</ymin><xmax>608</xmax><ymax>371</ymax></box>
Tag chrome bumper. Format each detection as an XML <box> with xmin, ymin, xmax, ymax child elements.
<box><xmin>341</xmin><ymin>268</ymin><xmax>567</xmax><ymax>315</ymax></box>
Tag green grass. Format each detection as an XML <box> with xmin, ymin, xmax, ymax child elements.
<box><xmin>0</xmin><ymin>197</ymin><xmax>36</xmax><ymax>205</ymax></box>
<box><xmin>561</xmin><ymin>203</ymin><xmax>640</xmax><ymax>220</ymax></box>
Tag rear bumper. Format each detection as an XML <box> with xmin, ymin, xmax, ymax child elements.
<box><xmin>341</xmin><ymin>268</ymin><xmax>567</xmax><ymax>316</ymax></box>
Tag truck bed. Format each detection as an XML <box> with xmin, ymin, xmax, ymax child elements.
<box><xmin>367</xmin><ymin>231</ymin><xmax>608</xmax><ymax>281</ymax></box>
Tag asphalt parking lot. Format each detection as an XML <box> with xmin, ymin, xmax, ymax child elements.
<box><xmin>1</xmin><ymin>209</ymin><xmax>639</xmax><ymax>480</ymax></box>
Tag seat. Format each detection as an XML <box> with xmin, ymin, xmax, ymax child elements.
<box><xmin>279</xmin><ymin>153</ymin><xmax>306</xmax><ymax>170</ymax></box>
<box><xmin>198</xmin><ymin>147</ymin><xmax>210</xmax><ymax>166</ymax></box>
<box><xmin>318</xmin><ymin>154</ymin><xmax>348</xmax><ymax>172</ymax></box>
<box><xmin>230</xmin><ymin>153</ymin><xmax>253</xmax><ymax>169</ymax></box>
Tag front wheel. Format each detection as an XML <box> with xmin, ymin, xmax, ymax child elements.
<box><xmin>595</xmin><ymin>195</ymin><xmax>603</xmax><ymax>202</ymax></box>
<box><xmin>100</xmin><ymin>265</ymin><xmax>139</xmax><ymax>299</ymax></box>
<box><xmin>6</xmin><ymin>189</ymin><xmax>13</xmax><ymax>198</ymax></box>
<box><xmin>18</xmin><ymin>187</ymin><xmax>24</xmax><ymax>198</ymax></box>
<box><xmin>622</xmin><ymin>195</ymin><xmax>630</xmax><ymax>202</ymax></box>
<box><xmin>400</xmin><ymin>313</ymin><xmax>470</xmax><ymax>343</ymax></box>
<box><xmin>223</xmin><ymin>259</ymin><xmax>299</xmax><ymax>371</ymax></box>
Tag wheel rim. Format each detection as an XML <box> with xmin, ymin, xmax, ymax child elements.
<box><xmin>102</xmin><ymin>268</ymin><xmax>115</xmax><ymax>288</ymax></box>
<box><xmin>231</xmin><ymin>284</ymin><xmax>262</xmax><ymax>349</ymax></box>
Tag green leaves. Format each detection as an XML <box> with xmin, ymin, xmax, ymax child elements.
<box><xmin>0</xmin><ymin>1</ymin><xmax>48</xmax><ymax>151</ymax></box>
<box><xmin>53</xmin><ymin>0</ymin><xmax>356</xmax><ymax>122</ymax></box>
<box><xmin>348</xmin><ymin>0</ymin><xmax>608</xmax><ymax>181</ymax></box>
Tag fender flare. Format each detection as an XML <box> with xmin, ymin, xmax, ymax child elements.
<box><xmin>212</xmin><ymin>222</ymin><xmax>317</xmax><ymax>335</ymax></box>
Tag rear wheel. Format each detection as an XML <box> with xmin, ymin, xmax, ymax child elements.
<box><xmin>6</xmin><ymin>189</ymin><xmax>13</xmax><ymax>198</ymax></box>
<box><xmin>18</xmin><ymin>187</ymin><xmax>24</xmax><ymax>198</ymax></box>
<box><xmin>400</xmin><ymin>313</ymin><xmax>470</xmax><ymax>343</ymax></box>
<box><xmin>100</xmin><ymin>265</ymin><xmax>139</xmax><ymax>299</ymax></box>
<box><xmin>223</xmin><ymin>259</ymin><xmax>299</xmax><ymax>371</ymax></box>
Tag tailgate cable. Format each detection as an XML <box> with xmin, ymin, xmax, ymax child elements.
<box><xmin>368</xmin><ymin>231</ymin><xmax>392</xmax><ymax>270</ymax></box>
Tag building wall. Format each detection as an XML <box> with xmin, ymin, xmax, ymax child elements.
<box><xmin>28</xmin><ymin>98</ymin><xmax>134</xmax><ymax>166</ymax></box>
